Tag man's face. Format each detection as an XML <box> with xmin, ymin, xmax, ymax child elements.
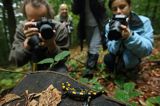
<box><xmin>59</xmin><ymin>4</ymin><xmax>68</xmax><ymax>17</ymax></box>
<box><xmin>25</xmin><ymin>3</ymin><xmax>48</xmax><ymax>21</ymax></box>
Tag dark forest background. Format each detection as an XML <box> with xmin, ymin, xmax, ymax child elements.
<box><xmin>0</xmin><ymin>0</ymin><xmax>160</xmax><ymax>66</ymax></box>
<box><xmin>0</xmin><ymin>1</ymin><xmax>160</xmax><ymax>105</ymax></box>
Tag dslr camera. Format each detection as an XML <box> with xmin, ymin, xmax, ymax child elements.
<box><xmin>108</xmin><ymin>14</ymin><xmax>128</xmax><ymax>40</ymax></box>
<box><xmin>66</xmin><ymin>22</ymin><xmax>73</xmax><ymax>34</ymax></box>
<box><xmin>60</xmin><ymin>21</ymin><xmax>73</xmax><ymax>34</ymax></box>
<box><xmin>28</xmin><ymin>17</ymin><xmax>55</xmax><ymax>50</ymax></box>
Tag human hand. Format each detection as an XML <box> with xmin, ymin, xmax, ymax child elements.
<box><xmin>39</xmin><ymin>29</ymin><xmax>56</xmax><ymax>52</ymax></box>
<box><xmin>23</xmin><ymin>20</ymin><xmax>56</xmax><ymax>51</ymax></box>
<box><xmin>120</xmin><ymin>24</ymin><xmax>131</xmax><ymax>39</ymax></box>
<box><xmin>23</xmin><ymin>21</ymin><xmax>39</xmax><ymax>49</ymax></box>
<box><xmin>23</xmin><ymin>21</ymin><xmax>38</xmax><ymax>37</ymax></box>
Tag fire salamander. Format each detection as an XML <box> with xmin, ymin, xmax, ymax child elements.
<box><xmin>61</xmin><ymin>81</ymin><xmax>104</xmax><ymax>104</ymax></box>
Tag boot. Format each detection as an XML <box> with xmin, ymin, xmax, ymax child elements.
<box><xmin>86</xmin><ymin>53</ymin><xmax>99</xmax><ymax>69</ymax></box>
<box><xmin>82</xmin><ymin>53</ymin><xmax>99</xmax><ymax>78</ymax></box>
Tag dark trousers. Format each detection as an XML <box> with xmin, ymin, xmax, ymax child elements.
<box><xmin>104</xmin><ymin>53</ymin><xmax>116</xmax><ymax>71</ymax></box>
<box><xmin>104</xmin><ymin>53</ymin><xmax>140</xmax><ymax>80</ymax></box>
<box><xmin>104</xmin><ymin>53</ymin><xmax>125</xmax><ymax>71</ymax></box>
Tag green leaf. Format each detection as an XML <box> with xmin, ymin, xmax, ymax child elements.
<box><xmin>69</xmin><ymin>72</ymin><xmax>77</xmax><ymax>78</ymax></box>
<box><xmin>89</xmin><ymin>77</ymin><xmax>98</xmax><ymax>84</ymax></box>
<box><xmin>114</xmin><ymin>82</ymin><xmax>140</xmax><ymax>104</ymax></box>
<box><xmin>79</xmin><ymin>77</ymin><xmax>89</xmax><ymax>83</ymax></box>
<box><xmin>38</xmin><ymin>58</ymin><xmax>54</xmax><ymax>64</ymax></box>
<box><xmin>114</xmin><ymin>78</ymin><xmax>125</xmax><ymax>88</ymax></box>
<box><xmin>97</xmin><ymin>63</ymin><xmax>106</xmax><ymax>71</ymax></box>
<box><xmin>67</xmin><ymin>59</ymin><xmax>78</xmax><ymax>69</ymax></box>
<box><xmin>123</xmin><ymin>82</ymin><xmax>136</xmax><ymax>92</ymax></box>
<box><xmin>54</xmin><ymin>51</ymin><xmax>70</xmax><ymax>62</ymax></box>
<box><xmin>129</xmin><ymin>90</ymin><xmax>141</xmax><ymax>98</ymax></box>
<box><xmin>146</xmin><ymin>101</ymin><xmax>155</xmax><ymax>106</ymax></box>
<box><xmin>130</xmin><ymin>102</ymin><xmax>138</xmax><ymax>106</ymax></box>
<box><xmin>92</xmin><ymin>83</ymin><xmax>104</xmax><ymax>91</ymax></box>
<box><xmin>114</xmin><ymin>89</ymin><xmax>129</xmax><ymax>102</ymax></box>
<box><xmin>0</xmin><ymin>79</ymin><xmax>13</xmax><ymax>86</ymax></box>
<box><xmin>147</xmin><ymin>96</ymin><xmax>160</xmax><ymax>104</ymax></box>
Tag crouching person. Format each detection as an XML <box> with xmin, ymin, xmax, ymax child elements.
<box><xmin>103</xmin><ymin>0</ymin><xmax>154</xmax><ymax>79</ymax></box>
<box><xmin>9</xmin><ymin>0</ymin><xmax>70</xmax><ymax>73</ymax></box>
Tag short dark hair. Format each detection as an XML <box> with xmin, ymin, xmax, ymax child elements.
<box><xmin>108</xmin><ymin>0</ymin><xmax>131</xmax><ymax>9</ymax></box>
<box><xmin>21</xmin><ymin>0</ymin><xmax>54</xmax><ymax>18</ymax></box>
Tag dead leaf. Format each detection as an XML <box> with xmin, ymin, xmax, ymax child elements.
<box><xmin>28</xmin><ymin>99</ymin><xmax>38</xmax><ymax>106</ymax></box>
<box><xmin>38</xmin><ymin>85</ymin><xmax>62</xmax><ymax>106</ymax></box>
<box><xmin>0</xmin><ymin>93</ymin><xmax>20</xmax><ymax>106</ymax></box>
<box><xmin>24</xmin><ymin>90</ymin><xmax>41</xmax><ymax>106</ymax></box>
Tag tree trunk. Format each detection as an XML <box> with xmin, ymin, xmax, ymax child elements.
<box><xmin>2</xmin><ymin>0</ymin><xmax>16</xmax><ymax>44</ymax></box>
<box><xmin>151</xmin><ymin>0</ymin><xmax>158</xmax><ymax>20</ymax></box>
<box><xmin>145</xmin><ymin>0</ymin><xmax>150</xmax><ymax>16</ymax></box>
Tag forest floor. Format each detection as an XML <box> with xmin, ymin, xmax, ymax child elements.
<box><xmin>0</xmin><ymin>37</ymin><xmax>160</xmax><ymax>106</ymax></box>
<box><xmin>67</xmin><ymin>38</ymin><xmax>160</xmax><ymax>105</ymax></box>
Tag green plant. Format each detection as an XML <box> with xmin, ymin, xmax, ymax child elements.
<box><xmin>66</xmin><ymin>59</ymin><xmax>79</xmax><ymax>72</ymax></box>
<box><xmin>145</xmin><ymin>96</ymin><xmax>160</xmax><ymax>106</ymax></box>
<box><xmin>79</xmin><ymin>77</ymin><xmax>104</xmax><ymax>91</ymax></box>
<box><xmin>0</xmin><ymin>70</ymin><xmax>24</xmax><ymax>94</ymax></box>
<box><xmin>38</xmin><ymin>51</ymin><xmax>70</xmax><ymax>68</ymax></box>
<box><xmin>147</xmin><ymin>52</ymin><xmax>160</xmax><ymax>61</ymax></box>
<box><xmin>94</xmin><ymin>64</ymin><xmax>110</xmax><ymax>83</ymax></box>
<box><xmin>114</xmin><ymin>82</ymin><xmax>141</xmax><ymax>106</ymax></box>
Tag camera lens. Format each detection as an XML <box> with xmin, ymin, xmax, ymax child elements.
<box><xmin>28</xmin><ymin>35</ymin><xmax>40</xmax><ymax>50</ymax></box>
<box><xmin>108</xmin><ymin>30</ymin><xmax>122</xmax><ymax>40</ymax></box>
<box><xmin>108</xmin><ymin>20</ymin><xmax>122</xmax><ymax>40</ymax></box>
<box><xmin>107</xmin><ymin>14</ymin><xmax>128</xmax><ymax>41</ymax></box>
<box><xmin>39</xmin><ymin>24</ymin><xmax>54</xmax><ymax>40</ymax></box>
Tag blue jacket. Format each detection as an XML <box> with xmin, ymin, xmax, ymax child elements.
<box><xmin>105</xmin><ymin>13</ymin><xmax>154</xmax><ymax>69</ymax></box>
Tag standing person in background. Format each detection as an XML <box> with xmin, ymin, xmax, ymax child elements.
<box><xmin>104</xmin><ymin>0</ymin><xmax>154</xmax><ymax>79</ymax></box>
<box><xmin>71</xmin><ymin>0</ymin><xmax>108</xmax><ymax>78</ymax></box>
<box><xmin>55</xmin><ymin>3</ymin><xmax>73</xmax><ymax>46</ymax></box>
<box><xmin>9</xmin><ymin>0</ymin><xmax>69</xmax><ymax>73</ymax></box>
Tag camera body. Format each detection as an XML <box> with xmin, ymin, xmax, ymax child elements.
<box><xmin>108</xmin><ymin>14</ymin><xmax>128</xmax><ymax>40</ymax></box>
<box><xmin>60</xmin><ymin>21</ymin><xmax>73</xmax><ymax>34</ymax></box>
<box><xmin>66</xmin><ymin>23</ymin><xmax>73</xmax><ymax>34</ymax></box>
<box><xmin>36</xmin><ymin>17</ymin><xmax>55</xmax><ymax>40</ymax></box>
<box><xmin>28</xmin><ymin>17</ymin><xmax>55</xmax><ymax>50</ymax></box>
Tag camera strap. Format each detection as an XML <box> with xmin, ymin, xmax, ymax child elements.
<box><xmin>114</xmin><ymin>41</ymin><xmax>125</xmax><ymax>72</ymax></box>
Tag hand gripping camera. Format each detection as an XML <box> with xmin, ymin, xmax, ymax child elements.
<box><xmin>28</xmin><ymin>17</ymin><xmax>55</xmax><ymax>51</ymax></box>
<box><xmin>108</xmin><ymin>14</ymin><xmax>128</xmax><ymax>40</ymax></box>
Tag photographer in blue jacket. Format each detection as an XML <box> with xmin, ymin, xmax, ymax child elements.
<box><xmin>104</xmin><ymin>0</ymin><xmax>154</xmax><ymax>76</ymax></box>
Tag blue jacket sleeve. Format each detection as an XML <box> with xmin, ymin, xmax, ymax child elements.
<box><xmin>124</xmin><ymin>16</ymin><xmax>154</xmax><ymax>58</ymax></box>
